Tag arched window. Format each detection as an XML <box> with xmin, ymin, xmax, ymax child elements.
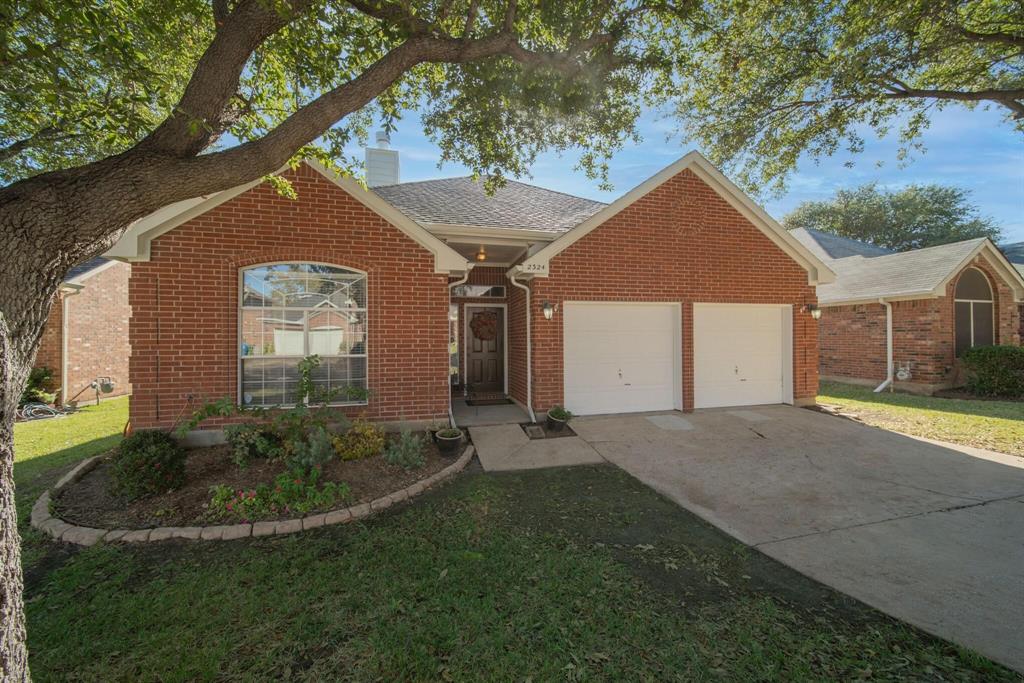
<box><xmin>240</xmin><ymin>263</ymin><xmax>367</xmax><ymax>406</ymax></box>
<box><xmin>954</xmin><ymin>268</ymin><xmax>994</xmax><ymax>356</ymax></box>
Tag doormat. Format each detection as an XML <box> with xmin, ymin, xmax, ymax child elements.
<box><xmin>466</xmin><ymin>398</ymin><xmax>514</xmax><ymax>406</ymax></box>
<box><xmin>520</xmin><ymin>422</ymin><xmax>577</xmax><ymax>439</ymax></box>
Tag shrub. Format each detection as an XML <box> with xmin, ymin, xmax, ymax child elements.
<box><xmin>287</xmin><ymin>426</ymin><xmax>336</xmax><ymax>472</ymax></box>
<box><xmin>208</xmin><ymin>467</ymin><xmax>350</xmax><ymax>521</ymax></box>
<box><xmin>21</xmin><ymin>367</ymin><xmax>56</xmax><ymax>406</ymax></box>
<box><xmin>110</xmin><ymin>430</ymin><xmax>187</xmax><ymax>499</ymax></box>
<box><xmin>962</xmin><ymin>346</ymin><xmax>1024</xmax><ymax>398</ymax></box>
<box><xmin>547</xmin><ymin>405</ymin><xmax>573</xmax><ymax>421</ymax></box>
<box><xmin>332</xmin><ymin>420</ymin><xmax>385</xmax><ymax>461</ymax></box>
<box><xmin>384</xmin><ymin>430</ymin><xmax>426</xmax><ymax>469</ymax></box>
<box><xmin>224</xmin><ymin>423</ymin><xmax>283</xmax><ymax>468</ymax></box>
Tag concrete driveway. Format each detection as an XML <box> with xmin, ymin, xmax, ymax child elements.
<box><xmin>569</xmin><ymin>406</ymin><xmax>1024</xmax><ymax>673</ymax></box>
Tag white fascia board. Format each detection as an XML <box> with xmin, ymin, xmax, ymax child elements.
<box><xmin>423</xmin><ymin>222</ymin><xmax>561</xmax><ymax>243</ymax></box>
<box><xmin>104</xmin><ymin>160</ymin><xmax>469</xmax><ymax>275</ymax></box>
<box><xmin>821</xmin><ymin>292</ymin><xmax>941</xmax><ymax>307</ymax></box>
<box><xmin>933</xmin><ymin>240</ymin><xmax>1024</xmax><ymax>301</ymax></box>
<box><xmin>520</xmin><ymin>151</ymin><xmax>836</xmax><ymax>286</ymax></box>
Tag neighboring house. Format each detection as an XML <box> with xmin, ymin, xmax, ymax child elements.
<box><xmin>34</xmin><ymin>258</ymin><xmax>132</xmax><ymax>405</ymax></box>
<box><xmin>791</xmin><ymin>228</ymin><xmax>1024</xmax><ymax>394</ymax></box>
<box><xmin>1001</xmin><ymin>241</ymin><xmax>1024</xmax><ymax>339</ymax></box>
<box><xmin>106</xmin><ymin>142</ymin><xmax>835</xmax><ymax>433</ymax></box>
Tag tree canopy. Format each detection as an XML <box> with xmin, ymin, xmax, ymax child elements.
<box><xmin>783</xmin><ymin>183</ymin><xmax>1003</xmax><ymax>251</ymax></box>
<box><xmin>673</xmin><ymin>0</ymin><xmax>1024</xmax><ymax>193</ymax></box>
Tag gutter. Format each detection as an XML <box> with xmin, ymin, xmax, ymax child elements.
<box><xmin>58</xmin><ymin>284</ymin><xmax>83</xmax><ymax>406</ymax></box>
<box><xmin>446</xmin><ymin>267</ymin><xmax>473</xmax><ymax>427</ymax></box>
<box><xmin>507</xmin><ymin>268</ymin><xmax>537</xmax><ymax>423</ymax></box>
<box><xmin>874</xmin><ymin>298</ymin><xmax>894</xmax><ymax>393</ymax></box>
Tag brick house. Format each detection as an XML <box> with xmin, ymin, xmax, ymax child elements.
<box><xmin>35</xmin><ymin>258</ymin><xmax>132</xmax><ymax>405</ymax></box>
<box><xmin>791</xmin><ymin>229</ymin><xmax>1024</xmax><ymax>394</ymax></box>
<box><xmin>107</xmin><ymin>149</ymin><xmax>834</xmax><ymax>434</ymax></box>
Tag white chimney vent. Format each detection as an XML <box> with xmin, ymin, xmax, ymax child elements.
<box><xmin>366</xmin><ymin>130</ymin><xmax>399</xmax><ymax>187</ymax></box>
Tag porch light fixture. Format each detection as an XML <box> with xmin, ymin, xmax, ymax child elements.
<box><xmin>541</xmin><ymin>301</ymin><xmax>558</xmax><ymax>320</ymax></box>
<box><xmin>475</xmin><ymin>246</ymin><xmax>487</xmax><ymax>262</ymax></box>
<box><xmin>802</xmin><ymin>303</ymin><xmax>823</xmax><ymax>320</ymax></box>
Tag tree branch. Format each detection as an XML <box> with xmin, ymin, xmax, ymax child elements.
<box><xmin>955</xmin><ymin>26</ymin><xmax>1024</xmax><ymax>49</ymax></box>
<box><xmin>883</xmin><ymin>85</ymin><xmax>1024</xmax><ymax>118</ymax></box>
<box><xmin>211</xmin><ymin>0</ymin><xmax>230</xmax><ymax>30</ymax></box>
<box><xmin>0</xmin><ymin>126</ymin><xmax>81</xmax><ymax>163</ymax></box>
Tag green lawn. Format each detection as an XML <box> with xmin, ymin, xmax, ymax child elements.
<box><xmin>15</xmin><ymin>399</ymin><xmax>1015</xmax><ymax>681</ymax></box>
<box><xmin>818</xmin><ymin>382</ymin><xmax>1024</xmax><ymax>457</ymax></box>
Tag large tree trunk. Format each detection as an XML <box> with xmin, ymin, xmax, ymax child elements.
<box><xmin>0</xmin><ymin>306</ymin><xmax>40</xmax><ymax>682</ymax></box>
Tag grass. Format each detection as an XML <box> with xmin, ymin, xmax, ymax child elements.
<box><xmin>818</xmin><ymin>381</ymin><xmax>1024</xmax><ymax>457</ymax></box>
<box><xmin>15</xmin><ymin>402</ymin><xmax>1015</xmax><ymax>681</ymax></box>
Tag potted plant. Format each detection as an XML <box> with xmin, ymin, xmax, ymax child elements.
<box><xmin>435</xmin><ymin>427</ymin><xmax>464</xmax><ymax>457</ymax></box>
<box><xmin>546</xmin><ymin>405</ymin><xmax>573</xmax><ymax>432</ymax></box>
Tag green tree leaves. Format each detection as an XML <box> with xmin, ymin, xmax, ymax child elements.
<box><xmin>783</xmin><ymin>183</ymin><xmax>1002</xmax><ymax>250</ymax></box>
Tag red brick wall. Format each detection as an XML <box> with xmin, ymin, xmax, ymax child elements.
<box><xmin>507</xmin><ymin>279</ymin><xmax>529</xmax><ymax>406</ymax></box>
<box><xmin>819</xmin><ymin>254</ymin><xmax>1021</xmax><ymax>387</ymax></box>
<box><xmin>129</xmin><ymin>165</ymin><xmax>450</xmax><ymax>430</ymax></box>
<box><xmin>528</xmin><ymin>168</ymin><xmax>819</xmax><ymax>412</ymax></box>
<box><xmin>64</xmin><ymin>261</ymin><xmax>132</xmax><ymax>402</ymax></box>
<box><xmin>34</xmin><ymin>294</ymin><xmax>64</xmax><ymax>395</ymax></box>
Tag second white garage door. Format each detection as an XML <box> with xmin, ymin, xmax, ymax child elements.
<box><xmin>693</xmin><ymin>303</ymin><xmax>791</xmax><ymax>409</ymax></box>
<box><xmin>563</xmin><ymin>303</ymin><xmax>681</xmax><ymax>415</ymax></box>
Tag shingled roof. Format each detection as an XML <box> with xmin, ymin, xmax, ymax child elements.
<box><xmin>372</xmin><ymin>177</ymin><xmax>606</xmax><ymax>233</ymax></box>
<box><xmin>64</xmin><ymin>257</ymin><xmax>109</xmax><ymax>283</ymax></box>
<box><xmin>1001</xmin><ymin>241</ymin><xmax>1024</xmax><ymax>264</ymax></box>
<box><xmin>789</xmin><ymin>228</ymin><xmax>1024</xmax><ymax>305</ymax></box>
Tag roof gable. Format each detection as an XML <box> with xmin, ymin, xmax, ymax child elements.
<box><xmin>513</xmin><ymin>151</ymin><xmax>834</xmax><ymax>285</ymax></box>
<box><xmin>106</xmin><ymin>161</ymin><xmax>468</xmax><ymax>274</ymax></box>
<box><xmin>809</xmin><ymin>238</ymin><xmax>1024</xmax><ymax>305</ymax></box>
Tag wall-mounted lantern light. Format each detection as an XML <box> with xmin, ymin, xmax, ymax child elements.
<box><xmin>802</xmin><ymin>303</ymin><xmax>823</xmax><ymax>320</ymax></box>
<box><xmin>541</xmin><ymin>301</ymin><xmax>559</xmax><ymax>320</ymax></box>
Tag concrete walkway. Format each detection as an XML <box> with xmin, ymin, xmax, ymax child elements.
<box><xmin>567</xmin><ymin>406</ymin><xmax>1024</xmax><ymax>673</ymax></box>
<box><xmin>469</xmin><ymin>423</ymin><xmax>605</xmax><ymax>471</ymax></box>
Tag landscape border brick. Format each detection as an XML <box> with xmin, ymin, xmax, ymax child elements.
<box><xmin>31</xmin><ymin>446</ymin><xmax>475</xmax><ymax>546</ymax></box>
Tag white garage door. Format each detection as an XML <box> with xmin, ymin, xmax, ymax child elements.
<box><xmin>693</xmin><ymin>304</ymin><xmax>791</xmax><ymax>409</ymax></box>
<box><xmin>563</xmin><ymin>303</ymin><xmax>680</xmax><ymax>415</ymax></box>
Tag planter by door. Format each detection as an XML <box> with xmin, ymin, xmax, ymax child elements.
<box><xmin>436</xmin><ymin>431</ymin><xmax>463</xmax><ymax>457</ymax></box>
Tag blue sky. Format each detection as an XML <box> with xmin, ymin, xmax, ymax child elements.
<box><xmin>355</xmin><ymin>104</ymin><xmax>1024</xmax><ymax>244</ymax></box>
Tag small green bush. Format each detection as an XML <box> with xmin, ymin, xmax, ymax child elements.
<box><xmin>224</xmin><ymin>423</ymin><xmax>283</xmax><ymax>468</ymax></box>
<box><xmin>287</xmin><ymin>426</ymin><xmax>336</xmax><ymax>472</ymax></box>
<box><xmin>962</xmin><ymin>345</ymin><xmax>1024</xmax><ymax>398</ymax></box>
<box><xmin>547</xmin><ymin>405</ymin><xmax>573</xmax><ymax>421</ymax></box>
<box><xmin>332</xmin><ymin>420</ymin><xmax>385</xmax><ymax>461</ymax></box>
<box><xmin>21</xmin><ymin>367</ymin><xmax>56</xmax><ymax>406</ymax></box>
<box><xmin>110</xmin><ymin>430</ymin><xmax>187</xmax><ymax>499</ymax></box>
<box><xmin>208</xmin><ymin>468</ymin><xmax>349</xmax><ymax>521</ymax></box>
<box><xmin>384</xmin><ymin>430</ymin><xmax>426</xmax><ymax>469</ymax></box>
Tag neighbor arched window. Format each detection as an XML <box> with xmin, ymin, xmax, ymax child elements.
<box><xmin>954</xmin><ymin>268</ymin><xmax>994</xmax><ymax>356</ymax></box>
<box><xmin>240</xmin><ymin>263</ymin><xmax>367</xmax><ymax>406</ymax></box>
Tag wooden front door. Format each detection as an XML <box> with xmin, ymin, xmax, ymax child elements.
<box><xmin>466</xmin><ymin>307</ymin><xmax>504</xmax><ymax>392</ymax></box>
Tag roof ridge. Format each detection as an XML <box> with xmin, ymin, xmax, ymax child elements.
<box><xmin>866</xmin><ymin>236</ymin><xmax>988</xmax><ymax>260</ymax></box>
<box><xmin>374</xmin><ymin>175</ymin><xmax>605</xmax><ymax>206</ymax></box>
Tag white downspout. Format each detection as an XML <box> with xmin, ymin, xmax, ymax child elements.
<box><xmin>507</xmin><ymin>268</ymin><xmax>537</xmax><ymax>423</ymax></box>
<box><xmin>446</xmin><ymin>266</ymin><xmax>473</xmax><ymax>427</ymax></box>
<box><xmin>874</xmin><ymin>298</ymin><xmax>893</xmax><ymax>393</ymax></box>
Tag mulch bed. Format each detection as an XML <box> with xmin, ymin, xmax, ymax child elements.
<box><xmin>55</xmin><ymin>432</ymin><xmax>462</xmax><ymax>529</ymax></box>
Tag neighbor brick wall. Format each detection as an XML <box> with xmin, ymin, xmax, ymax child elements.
<box><xmin>34</xmin><ymin>293</ymin><xmax>64</xmax><ymax>394</ymax></box>
<box><xmin>528</xmin><ymin>168</ymin><xmax>819</xmax><ymax>413</ymax></box>
<box><xmin>819</xmin><ymin>253</ymin><xmax>1021</xmax><ymax>388</ymax></box>
<box><xmin>129</xmin><ymin>164</ymin><xmax>450</xmax><ymax>430</ymax></box>
<box><xmin>64</xmin><ymin>261</ymin><xmax>132</xmax><ymax>402</ymax></box>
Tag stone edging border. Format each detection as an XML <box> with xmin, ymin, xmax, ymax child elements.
<box><xmin>30</xmin><ymin>445</ymin><xmax>475</xmax><ymax>547</ymax></box>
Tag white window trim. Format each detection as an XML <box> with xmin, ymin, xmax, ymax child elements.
<box><xmin>238</xmin><ymin>262</ymin><xmax>370</xmax><ymax>408</ymax></box>
<box><xmin>954</xmin><ymin>267</ymin><xmax>996</xmax><ymax>351</ymax></box>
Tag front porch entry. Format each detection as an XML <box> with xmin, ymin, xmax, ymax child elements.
<box><xmin>464</xmin><ymin>304</ymin><xmax>506</xmax><ymax>398</ymax></box>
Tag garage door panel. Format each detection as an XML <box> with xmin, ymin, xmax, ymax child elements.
<box><xmin>694</xmin><ymin>304</ymin><xmax>788</xmax><ymax>409</ymax></box>
<box><xmin>564</xmin><ymin>303</ymin><xmax>679</xmax><ymax>415</ymax></box>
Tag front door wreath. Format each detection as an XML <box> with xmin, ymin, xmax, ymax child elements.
<box><xmin>470</xmin><ymin>311</ymin><xmax>498</xmax><ymax>341</ymax></box>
